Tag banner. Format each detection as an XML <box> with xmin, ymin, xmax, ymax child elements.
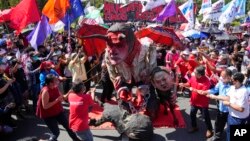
<box><xmin>104</xmin><ymin>2</ymin><xmax>163</xmax><ymax>22</ymax></box>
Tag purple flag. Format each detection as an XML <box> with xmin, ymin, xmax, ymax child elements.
<box><xmin>27</xmin><ymin>15</ymin><xmax>52</xmax><ymax>50</ymax></box>
<box><xmin>153</xmin><ymin>0</ymin><xmax>176</xmax><ymax>22</ymax></box>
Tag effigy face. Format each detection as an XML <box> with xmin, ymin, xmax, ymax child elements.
<box><xmin>106</xmin><ymin>39</ymin><xmax>129</xmax><ymax>65</ymax></box>
<box><xmin>152</xmin><ymin>71</ymin><xmax>174</xmax><ymax>92</ymax></box>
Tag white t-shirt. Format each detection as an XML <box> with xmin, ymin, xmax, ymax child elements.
<box><xmin>228</xmin><ymin>85</ymin><xmax>249</xmax><ymax>119</ymax></box>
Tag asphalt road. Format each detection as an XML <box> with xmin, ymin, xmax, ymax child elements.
<box><xmin>1</xmin><ymin>87</ymin><xmax>225</xmax><ymax>141</ymax></box>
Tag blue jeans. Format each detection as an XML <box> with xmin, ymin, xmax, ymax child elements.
<box><xmin>75</xmin><ymin>129</ymin><xmax>93</xmax><ymax>141</ymax></box>
<box><xmin>226</xmin><ymin>114</ymin><xmax>247</xmax><ymax>141</ymax></box>
<box><xmin>43</xmin><ymin>112</ymin><xmax>80</xmax><ymax>141</ymax></box>
<box><xmin>190</xmin><ymin>105</ymin><xmax>213</xmax><ymax>130</ymax></box>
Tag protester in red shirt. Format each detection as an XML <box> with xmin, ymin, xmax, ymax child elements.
<box><xmin>165</xmin><ymin>46</ymin><xmax>179</xmax><ymax>72</ymax></box>
<box><xmin>67</xmin><ymin>82</ymin><xmax>94</xmax><ymax>141</ymax></box>
<box><xmin>179</xmin><ymin>66</ymin><xmax>213</xmax><ymax>138</ymax></box>
<box><xmin>174</xmin><ymin>50</ymin><xmax>189</xmax><ymax>82</ymax></box>
<box><xmin>36</xmin><ymin>74</ymin><xmax>80</xmax><ymax>141</ymax></box>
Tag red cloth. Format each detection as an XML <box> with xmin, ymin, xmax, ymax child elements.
<box><xmin>77</xmin><ymin>24</ymin><xmax>107</xmax><ymax>58</ymax></box>
<box><xmin>36</xmin><ymin>87</ymin><xmax>63</xmax><ymax>119</ymax></box>
<box><xmin>9</xmin><ymin>0</ymin><xmax>40</xmax><ymax>33</ymax></box>
<box><xmin>68</xmin><ymin>93</ymin><xmax>94</xmax><ymax>132</ymax></box>
<box><xmin>188</xmin><ymin>76</ymin><xmax>210</xmax><ymax>108</ymax></box>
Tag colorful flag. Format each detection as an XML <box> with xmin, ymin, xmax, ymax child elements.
<box><xmin>202</xmin><ymin>0</ymin><xmax>224</xmax><ymax>22</ymax></box>
<box><xmin>219</xmin><ymin>0</ymin><xmax>246</xmax><ymax>29</ymax></box>
<box><xmin>62</xmin><ymin>0</ymin><xmax>84</xmax><ymax>30</ymax></box>
<box><xmin>8</xmin><ymin>0</ymin><xmax>40</xmax><ymax>33</ymax></box>
<box><xmin>153</xmin><ymin>0</ymin><xmax>176</xmax><ymax>22</ymax></box>
<box><xmin>67</xmin><ymin>0</ymin><xmax>84</xmax><ymax>22</ymax></box>
<box><xmin>235</xmin><ymin>0</ymin><xmax>246</xmax><ymax>18</ymax></box>
<box><xmin>42</xmin><ymin>0</ymin><xmax>70</xmax><ymax>24</ymax></box>
<box><xmin>141</xmin><ymin>0</ymin><xmax>166</xmax><ymax>12</ymax></box>
<box><xmin>179</xmin><ymin>0</ymin><xmax>194</xmax><ymax>30</ymax></box>
<box><xmin>27</xmin><ymin>15</ymin><xmax>52</xmax><ymax>50</ymax></box>
<box><xmin>199</xmin><ymin>0</ymin><xmax>212</xmax><ymax>15</ymax></box>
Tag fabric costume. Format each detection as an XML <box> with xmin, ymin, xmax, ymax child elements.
<box><xmin>103</xmin><ymin>23</ymin><xmax>157</xmax><ymax>114</ymax></box>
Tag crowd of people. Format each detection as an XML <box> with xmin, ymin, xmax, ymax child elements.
<box><xmin>0</xmin><ymin>22</ymin><xmax>249</xmax><ymax>141</ymax></box>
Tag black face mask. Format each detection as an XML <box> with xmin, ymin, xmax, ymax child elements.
<box><xmin>172</xmin><ymin>50</ymin><xmax>176</xmax><ymax>53</ymax></box>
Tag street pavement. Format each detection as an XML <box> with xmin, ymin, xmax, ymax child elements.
<box><xmin>1</xmin><ymin>87</ymin><xmax>226</xmax><ymax>141</ymax></box>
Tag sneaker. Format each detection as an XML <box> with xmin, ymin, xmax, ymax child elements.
<box><xmin>206</xmin><ymin>130</ymin><xmax>214</xmax><ymax>138</ymax></box>
<box><xmin>188</xmin><ymin>127</ymin><xmax>199</xmax><ymax>133</ymax></box>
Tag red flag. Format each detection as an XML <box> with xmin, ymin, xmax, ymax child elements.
<box><xmin>0</xmin><ymin>9</ymin><xmax>12</xmax><ymax>23</ymax></box>
<box><xmin>9</xmin><ymin>0</ymin><xmax>40</xmax><ymax>33</ymax></box>
<box><xmin>42</xmin><ymin>0</ymin><xmax>70</xmax><ymax>24</ymax></box>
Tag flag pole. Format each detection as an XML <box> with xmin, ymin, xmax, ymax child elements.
<box><xmin>67</xmin><ymin>10</ymin><xmax>72</xmax><ymax>53</ymax></box>
<box><xmin>193</xmin><ymin>0</ymin><xmax>196</xmax><ymax>29</ymax></box>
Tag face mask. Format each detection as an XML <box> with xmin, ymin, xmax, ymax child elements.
<box><xmin>32</xmin><ymin>56</ymin><xmax>39</xmax><ymax>61</ymax></box>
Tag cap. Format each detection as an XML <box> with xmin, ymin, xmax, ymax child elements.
<box><xmin>40</xmin><ymin>61</ymin><xmax>54</xmax><ymax>70</ymax></box>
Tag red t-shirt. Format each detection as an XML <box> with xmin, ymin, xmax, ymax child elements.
<box><xmin>188</xmin><ymin>76</ymin><xmax>211</xmax><ymax>108</ymax></box>
<box><xmin>187</xmin><ymin>58</ymin><xmax>198</xmax><ymax>72</ymax></box>
<box><xmin>175</xmin><ymin>58</ymin><xmax>189</xmax><ymax>77</ymax></box>
<box><xmin>68</xmin><ymin>93</ymin><xmax>94</xmax><ymax>132</ymax></box>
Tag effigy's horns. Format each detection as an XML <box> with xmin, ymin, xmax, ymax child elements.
<box><xmin>77</xmin><ymin>34</ymin><xmax>108</xmax><ymax>41</ymax></box>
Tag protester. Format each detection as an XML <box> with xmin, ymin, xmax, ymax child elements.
<box><xmin>223</xmin><ymin>72</ymin><xmax>249</xmax><ymax>141</ymax></box>
<box><xmin>179</xmin><ymin>66</ymin><xmax>213</xmax><ymax>138</ymax></box>
<box><xmin>68</xmin><ymin>49</ymin><xmax>87</xmax><ymax>86</ymax></box>
<box><xmin>66</xmin><ymin>82</ymin><xmax>94</xmax><ymax>141</ymax></box>
<box><xmin>198</xmin><ymin>69</ymin><xmax>233</xmax><ymax>141</ymax></box>
<box><xmin>36</xmin><ymin>74</ymin><xmax>80</xmax><ymax>141</ymax></box>
<box><xmin>0</xmin><ymin>63</ymin><xmax>16</xmax><ymax>128</ymax></box>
